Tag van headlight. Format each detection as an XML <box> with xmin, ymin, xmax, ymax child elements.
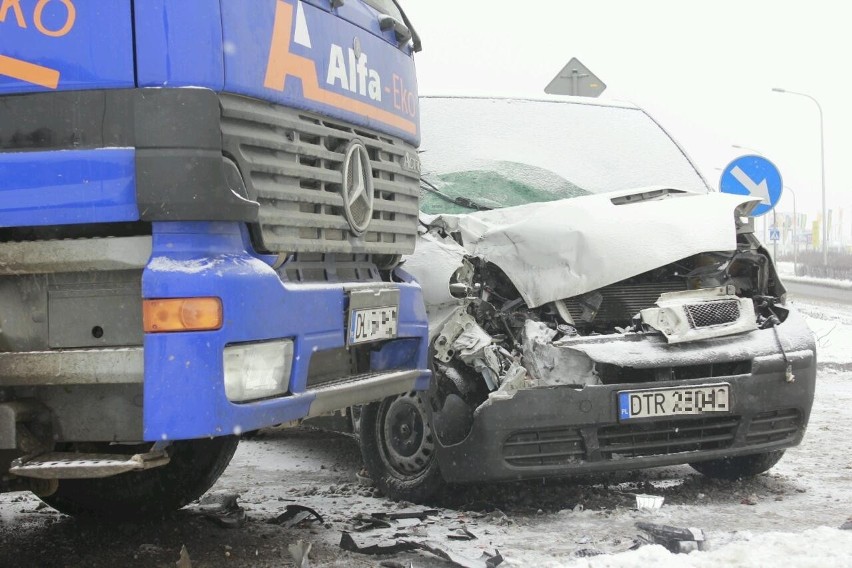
<box><xmin>224</xmin><ymin>340</ymin><xmax>294</xmax><ymax>403</ymax></box>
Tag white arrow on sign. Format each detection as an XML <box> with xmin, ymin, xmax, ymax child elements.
<box><xmin>731</xmin><ymin>166</ymin><xmax>771</xmax><ymax>204</ymax></box>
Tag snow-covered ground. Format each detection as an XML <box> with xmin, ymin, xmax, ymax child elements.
<box><xmin>791</xmin><ymin>299</ymin><xmax>852</xmax><ymax>368</ymax></box>
<box><xmin>571</xmin><ymin>527</ymin><xmax>852</xmax><ymax>568</ymax></box>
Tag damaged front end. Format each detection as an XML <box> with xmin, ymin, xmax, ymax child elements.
<box><xmin>406</xmin><ymin>193</ymin><xmax>816</xmax><ymax>484</ymax></box>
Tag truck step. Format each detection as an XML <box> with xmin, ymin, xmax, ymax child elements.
<box><xmin>9</xmin><ymin>450</ymin><xmax>170</xmax><ymax>480</ymax></box>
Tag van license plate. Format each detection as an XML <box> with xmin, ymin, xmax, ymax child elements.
<box><xmin>618</xmin><ymin>384</ymin><xmax>730</xmax><ymax>421</ymax></box>
<box><xmin>348</xmin><ymin>306</ymin><xmax>398</xmax><ymax>345</ymax></box>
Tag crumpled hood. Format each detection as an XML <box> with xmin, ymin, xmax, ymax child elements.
<box><xmin>424</xmin><ymin>188</ymin><xmax>759</xmax><ymax>308</ymax></box>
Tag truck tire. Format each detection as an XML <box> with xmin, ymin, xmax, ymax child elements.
<box><xmin>359</xmin><ymin>392</ymin><xmax>445</xmax><ymax>503</ymax></box>
<box><xmin>42</xmin><ymin>436</ymin><xmax>239</xmax><ymax>519</ymax></box>
<box><xmin>689</xmin><ymin>450</ymin><xmax>785</xmax><ymax>480</ymax></box>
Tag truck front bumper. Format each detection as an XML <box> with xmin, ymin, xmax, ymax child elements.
<box><xmin>436</xmin><ymin>310</ymin><xmax>816</xmax><ymax>484</ymax></box>
<box><xmin>140</xmin><ymin>222</ymin><xmax>430</xmax><ymax>441</ymax></box>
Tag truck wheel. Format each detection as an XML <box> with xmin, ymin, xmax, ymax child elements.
<box><xmin>41</xmin><ymin>436</ymin><xmax>239</xmax><ymax>519</ymax></box>
<box><xmin>360</xmin><ymin>392</ymin><xmax>445</xmax><ymax>503</ymax></box>
<box><xmin>689</xmin><ymin>450</ymin><xmax>785</xmax><ymax>480</ymax></box>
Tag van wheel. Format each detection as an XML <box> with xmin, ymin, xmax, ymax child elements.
<box><xmin>690</xmin><ymin>450</ymin><xmax>785</xmax><ymax>480</ymax></box>
<box><xmin>41</xmin><ymin>436</ymin><xmax>239</xmax><ymax>519</ymax></box>
<box><xmin>360</xmin><ymin>392</ymin><xmax>444</xmax><ymax>503</ymax></box>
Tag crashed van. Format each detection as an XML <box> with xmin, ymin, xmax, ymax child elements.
<box><xmin>355</xmin><ymin>97</ymin><xmax>817</xmax><ymax>502</ymax></box>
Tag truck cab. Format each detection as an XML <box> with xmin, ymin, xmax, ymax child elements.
<box><xmin>0</xmin><ymin>0</ymin><xmax>429</xmax><ymax>517</ymax></box>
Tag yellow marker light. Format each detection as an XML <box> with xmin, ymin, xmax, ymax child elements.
<box><xmin>143</xmin><ymin>298</ymin><xmax>223</xmax><ymax>333</ymax></box>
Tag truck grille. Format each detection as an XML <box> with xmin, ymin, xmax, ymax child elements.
<box><xmin>685</xmin><ymin>300</ymin><xmax>741</xmax><ymax>329</ymax></box>
<box><xmin>220</xmin><ymin>94</ymin><xmax>420</xmax><ymax>256</ymax></box>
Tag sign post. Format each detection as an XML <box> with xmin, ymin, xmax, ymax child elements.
<box><xmin>720</xmin><ymin>155</ymin><xmax>783</xmax><ymax>256</ymax></box>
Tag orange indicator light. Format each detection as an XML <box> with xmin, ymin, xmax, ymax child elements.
<box><xmin>143</xmin><ymin>298</ymin><xmax>223</xmax><ymax>333</ymax></box>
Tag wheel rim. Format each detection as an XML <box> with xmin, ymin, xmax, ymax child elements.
<box><xmin>378</xmin><ymin>392</ymin><xmax>435</xmax><ymax>477</ymax></box>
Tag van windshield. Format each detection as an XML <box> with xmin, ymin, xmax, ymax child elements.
<box><xmin>418</xmin><ymin>97</ymin><xmax>709</xmax><ymax>214</ymax></box>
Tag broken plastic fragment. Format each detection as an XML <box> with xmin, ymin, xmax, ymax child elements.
<box><xmin>269</xmin><ymin>504</ymin><xmax>324</xmax><ymax>528</ymax></box>
<box><xmin>522</xmin><ymin>320</ymin><xmax>599</xmax><ymax>387</ymax></box>
<box><xmin>634</xmin><ymin>494</ymin><xmax>665</xmax><ymax>511</ymax></box>
<box><xmin>288</xmin><ymin>540</ymin><xmax>312</xmax><ymax>568</ymax></box>
<box><xmin>175</xmin><ymin>545</ymin><xmax>192</xmax><ymax>568</ymax></box>
<box><xmin>640</xmin><ymin>287</ymin><xmax>757</xmax><ymax>344</ymax></box>
<box><xmin>195</xmin><ymin>492</ymin><xmax>246</xmax><ymax>529</ymax></box>
<box><xmin>635</xmin><ymin>522</ymin><xmax>707</xmax><ymax>554</ymax></box>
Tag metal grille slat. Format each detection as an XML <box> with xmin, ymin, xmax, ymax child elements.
<box><xmin>503</xmin><ymin>436</ymin><xmax>584</xmax><ymax>448</ymax></box>
<box><xmin>373</xmin><ymin>178</ymin><xmax>420</xmax><ymax>197</ymax></box>
<box><xmin>750</xmin><ymin>408</ymin><xmax>799</xmax><ymax>425</ymax></box>
<box><xmin>259</xmin><ymin>210</ymin><xmax>417</xmax><ymax>235</ymax></box>
<box><xmin>254</xmin><ymin>181</ymin><xmax>345</xmax><ymax>206</ymax></box>
<box><xmin>507</xmin><ymin>449</ymin><xmax>586</xmax><ymax>462</ymax></box>
<box><xmin>253</xmin><ymin>181</ymin><xmax>416</xmax><ymax>216</ymax></box>
<box><xmin>745</xmin><ymin>425</ymin><xmax>798</xmax><ymax>439</ymax></box>
<box><xmin>247</xmin><ymin>160</ymin><xmax>343</xmax><ymax>184</ymax></box>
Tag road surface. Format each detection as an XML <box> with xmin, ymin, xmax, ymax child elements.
<box><xmin>785</xmin><ymin>279</ymin><xmax>851</xmax><ymax>305</ymax></box>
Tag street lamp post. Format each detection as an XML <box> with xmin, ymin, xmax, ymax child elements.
<box><xmin>772</xmin><ymin>87</ymin><xmax>827</xmax><ymax>267</ymax></box>
<box><xmin>785</xmin><ymin>186</ymin><xmax>798</xmax><ymax>275</ymax></box>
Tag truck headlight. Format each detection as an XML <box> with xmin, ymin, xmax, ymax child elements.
<box><xmin>223</xmin><ymin>340</ymin><xmax>294</xmax><ymax>403</ymax></box>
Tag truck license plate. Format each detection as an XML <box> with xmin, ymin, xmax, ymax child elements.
<box><xmin>618</xmin><ymin>384</ymin><xmax>730</xmax><ymax>421</ymax></box>
<box><xmin>348</xmin><ymin>306</ymin><xmax>398</xmax><ymax>345</ymax></box>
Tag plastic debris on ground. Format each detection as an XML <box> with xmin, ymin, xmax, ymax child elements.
<box><xmin>447</xmin><ymin>526</ymin><xmax>478</xmax><ymax>541</ymax></box>
<box><xmin>288</xmin><ymin>540</ymin><xmax>312</xmax><ymax>568</ymax></box>
<box><xmin>634</xmin><ymin>494</ymin><xmax>665</xmax><ymax>511</ymax></box>
<box><xmin>193</xmin><ymin>492</ymin><xmax>246</xmax><ymax>529</ymax></box>
<box><xmin>340</xmin><ymin>532</ymin><xmax>503</xmax><ymax>568</ymax></box>
<box><xmin>175</xmin><ymin>545</ymin><xmax>192</xmax><ymax>568</ymax></box>
<box><xmin>268</xmin><ymin>504</ymin><xmax>324</xmax><ymax>529</ymax></box>
<box><xmin>635</xmin><ymin>522</ymin><xmax>707</xmax><ymax>554</ymax></box>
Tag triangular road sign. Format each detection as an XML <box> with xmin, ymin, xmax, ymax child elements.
<box><xmin>545</xmin><ymin>58</ymin><xmax>606</xmax><ymax>97</ymax></box>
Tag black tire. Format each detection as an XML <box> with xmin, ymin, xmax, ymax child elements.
<box><xmin>690</xmin><ymin>450</ymin><xmax>785</xmax><ymax>480</ymax></box>
<box><xmin>360</xmin><ymin>392</ymin><xmax>445</xmax><ymax>503</ymax></box>
<box><xmin>42</xmin><ymin>436</ymin><xmax>239</xmax><ymax>519</ymax></box>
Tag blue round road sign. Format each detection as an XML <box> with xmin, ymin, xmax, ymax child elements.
<box><xmin>719</xmin><ymin>155</ymin><xmax>783</xmax><ymax>217</ymax></box>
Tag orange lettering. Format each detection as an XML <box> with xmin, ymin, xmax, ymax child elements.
<box><xmin>391</xmin><ymin>74</ymin><xmax>416</xmax><ymax>118</ymax></box>
<box><xmin>0</xmin><ymin>0</ymin><xmax>27</xmax><ymax>28</ymax></box>
<box><xmin>0</xmin><ymin>54</ymin><xmax>60</xmax><ymax>89</ymax></box>
<box><xmin>264</xmin><ymin>0</ymin><xmax>416</xmax><ymax>136</ymax></box>
<box><xmin>34</xmin><ymin>0</ymin><xmax>76</xmax><ymax>38</ymax></box>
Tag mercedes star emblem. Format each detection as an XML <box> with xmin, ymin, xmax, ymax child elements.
<box><xmin>341</xmin><ymin>140</ymin><xmax>375</xmax><ymax>235</ymax></box>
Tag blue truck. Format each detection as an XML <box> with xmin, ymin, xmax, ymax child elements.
<box><xmin>0</xmin><ymin>0</ymin><xmax>429</xmax><ymax>518</ymax></box>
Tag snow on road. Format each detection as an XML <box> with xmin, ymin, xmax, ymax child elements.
<box><xmin>792</xmin><ymin>299</ymin><xmax>852</xmax><ymax>368</ymax></box>
<box><xmin>571</xmin><ymin>527</ymin><xmax>852</xmax><ymax>568</ymax></box>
